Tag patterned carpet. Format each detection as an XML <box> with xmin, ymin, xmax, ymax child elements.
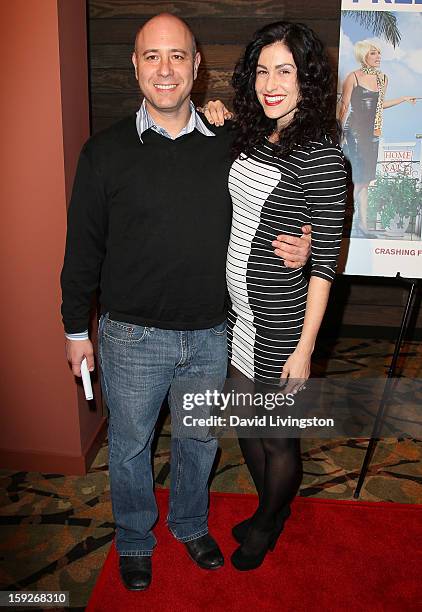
<box><xmin>1</xmin><ymin>337</ymin><xmax>421</xmax><ymax>610</ymax></box>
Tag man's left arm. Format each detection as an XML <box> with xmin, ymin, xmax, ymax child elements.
<box><xmin>273</xmin><ymin>224</ymin><xmax>312</xmax><ymax>268</ymax></box>
<box><xmin>60</xmin><ymin>145</ymin><xmax>108</xmax><ymax>357</ymax></box>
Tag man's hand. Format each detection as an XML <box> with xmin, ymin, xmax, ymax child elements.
<box><xmin>198</xmin><ymin>100</ymin><xmax>233</xmax><ymax>126</ymax></box>
<box><xmin>272</xmin><ymin>224</ymin><xmax>312</xmax><ymax>269</ymax></box>
<box><xmin>65</xmin><ymin>339</ymin><xmax>95</xmax><ymax>377</ymax></box>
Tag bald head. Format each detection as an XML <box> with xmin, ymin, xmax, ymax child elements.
<box><xmin>134</xmin><ymin>13</ymin><xmax>197</xmax><ymax>57</ymax></box>
<box><xmin>131</xmin><ymin>12</ymin><xmax>201</xmax><ymax>127</ymax></box>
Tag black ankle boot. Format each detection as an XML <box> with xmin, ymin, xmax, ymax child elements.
<box><xmin>231</xmin><ymin>523</ymin><xmax>282</xmax><ymax>571</ymax></box>
<box><xmin>232</xmin><ymin>504</ymin><xmax>291</xmax><ymax>544</ymax></box>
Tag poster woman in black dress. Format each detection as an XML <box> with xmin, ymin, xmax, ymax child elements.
<box><xmin>339</xmin><ymin>40</ymin><xmax>416</xmax><ymax>237</ymax></box>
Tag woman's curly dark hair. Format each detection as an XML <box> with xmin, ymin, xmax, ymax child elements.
<box><xmin>231</xmin><ymin>21</ymin><xmax>340</xmax><ymax>159</ymax></box>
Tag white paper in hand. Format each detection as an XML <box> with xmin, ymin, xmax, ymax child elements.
<box><xmin>81</xmin><ymin>357</ymin><xmax>94</xmax><ymax>400</ymax></box>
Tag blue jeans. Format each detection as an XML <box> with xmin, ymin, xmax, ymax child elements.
<box><xmin>98</xmin><ymin>313</ymin><xmax>228</xmax><ymax>556</ymax></box>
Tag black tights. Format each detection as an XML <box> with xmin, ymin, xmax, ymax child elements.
<box><xmin>238</xmin><ymin>436</ymin><xmax>302</xmax><ymax>530</ymax></box>
<box><xmin>229</xmin><ymin>364</ymin><xmax>303</xmax><ymax>530</ymax></box>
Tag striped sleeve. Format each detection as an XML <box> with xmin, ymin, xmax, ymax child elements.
<box><xmin>298</xmin><ymin>144</ymin><xmax>346</xmax><ymax>282</ymax></box>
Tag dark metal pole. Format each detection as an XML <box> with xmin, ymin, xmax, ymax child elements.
<box><xmin>353</xmin><ymin>277</ymin><xmax>418</xmax><ymax>499</ymax></box>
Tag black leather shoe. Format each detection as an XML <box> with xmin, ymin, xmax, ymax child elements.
<box><xmin>184</xmin><ymin>534</ymin><xmax>224</xmax><ymax>569</ymax></box>
<box><xmin>232</xmin><ymin>504</ymin><xmax>291</xmax><ymax>544</ymax></box>
<box><xmin>119</xmin><ymin>555</ymin><xmax>152</xmax><ymax>591</ymax></box>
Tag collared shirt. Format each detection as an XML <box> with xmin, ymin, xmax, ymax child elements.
<box><xmin>65</xmin><ymin>100</ymin><xmax>215</xmax><ymax>342</ymax></box>
<box><xmin>135</xmin><ymin>99</ymin><xmax>215</xmax><ymax>143</ymax></box>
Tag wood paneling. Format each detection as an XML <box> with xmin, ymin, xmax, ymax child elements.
<box><xmin>91</xmin><ymin>67</ymin><xmax>234</xmax><ymax>93</ymax></box>
<box><xmin>89</xmin><ymin>17</ymin><xmax>341</xmax><ymax>46</ymax></box>
<box><xmin>88</xmin><ymin>1</ymin><xmax>341</xmax><ymax>124</ymax></box>
<box><xmin>90</xmin><ymin>43</ymin><xmax>338</xmax><ymax>71</ymax></box>
<box><xmin>89</xmin><ymin>0</ymin><xmax>341</xmax><ymax>20</ymax></box>
<box><xmin>323</xmin><ymin>276</ymin><xmax>422</xmax><ymax>332</ymax></box>
<box><xmin>90</xmin><ymin>43</ymin><xmax>243</xmax><ymax>69</ymax></box>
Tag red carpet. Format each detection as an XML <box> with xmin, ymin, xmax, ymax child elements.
<box><xmin>87</xmin><ymin>489</ymin><xmax>422</xmax><ymax>612</ymax></box>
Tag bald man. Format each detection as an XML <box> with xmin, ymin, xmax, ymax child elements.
<box><xmin>61</xmin><ymin>13</ymin><xmax>309</xmax><ymax>591</ymax></box>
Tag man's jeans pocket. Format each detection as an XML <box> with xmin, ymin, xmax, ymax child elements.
<box><xmin>102</xmin><ymin>315</ymin><xmax>150</xmax><ymax>345</ymax></box>
<box><xmin>210</xmin><ymin>320</ymin><xmax>227</xmax><ymax>336</ymax></box>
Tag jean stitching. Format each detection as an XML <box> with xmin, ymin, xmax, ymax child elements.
<box><xmin>107</xmin><ymin>320</ymin><xmax>134</xmax><ymax>332</ymax></box>
<box><xmin>169</xmin><ymin>527</ymin><xmax>208</xmax><ymax>543</ymax></box>
<box><xmin>175</xmin><ymin>330</ymin><xmax>185</xmax><ymax>367</ymax></box>
<box><xmin>119</xmin><ymin>551</ymin><xmax>153</xmax><ymax>557</ymax></box>
<box><xmin>103</xmin><ymin>314</ymin><xmax>149</xmax><ymax>344</ymax></box>
<box><xmin>175</xmin><ymin>435</ymin><xmax>182</xmax><ymax>497</ymax></box>
<box><xmin>172</xmin><ymin>391</ymin><xmax>183</xmax><ymax>497</ymax></box>
<box><xmin>103</xmin><ymin>330</ymin><xmax>147</xmax><ymax>345</ymax></box>
<box><xmin>108</xmin><ymin>417</ymin><xmax>114</xmax><ymax>465</ymax></box>
<box><xmin>210</xmin><ymin>320</ymin><xmax>228</xmax><ymax>336</ymax></box>
<box><xmin>98</xmin><ymin>321</ymin><xmax>110</xmax><ymax>401</ymax></box>
<box><xmin>99</xmin><ymin>318</ymin><xmax>114</xmax><ymax>464</ymax></box>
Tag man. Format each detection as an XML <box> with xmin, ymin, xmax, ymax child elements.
<box><xmin>61</xmin><ymin>13</ymin><xmax>310</xmax><ymax>591</ymax></box>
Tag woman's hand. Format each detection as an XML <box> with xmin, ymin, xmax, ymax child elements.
<box><xmin>401</xmin><ymin>96</ymin><xmax>417</xmax><ymax>105</ymax></box>
<box><xmin>197</xmin><ymin>100</ymin><xmax>233</xmax><ymax>126</ymax></box>
<box><xmin>280</xmin><ymin>347</ymin><xmax>311</xmax><ymax>396</ymax></box>
<box><xmin>383</xmin><ymin>95</ymin><xmax>418</xmax><ymax>110</ymax></box>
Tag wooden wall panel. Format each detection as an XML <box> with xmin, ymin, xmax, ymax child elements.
<box><xmin>325</xmin><ymin>277</ymin><xmax>422</xmax><ymax>334</ymax></box>
<box><xmin>89</xmin><ymin>17</ymin><xmax>341</xmax><ymax>45</ymax></box>
<box><xmin>89</xmin><ymin>0</ymin><xmax>340</xmax><ymax>20</ymax></box>
<box><xmin>88</xmin><ymin>0</ymin><xmax>341</xmax><ymax>132</ymax></box>
<box><xmin>87</xmin><ymin>0</ymin><xmax>421</xmax><ymax>334</ymax></box>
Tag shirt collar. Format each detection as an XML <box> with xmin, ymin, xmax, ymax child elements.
<box><xmin>135</xmin><ymin>99</ymin><xmax>215</xmax><ymax>143</ymax></box>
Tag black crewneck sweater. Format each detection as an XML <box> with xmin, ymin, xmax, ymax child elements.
<box><xmin>61</xmin><ymin>115</ymin><xmax>233</xmax><ymax>333</ymax></box>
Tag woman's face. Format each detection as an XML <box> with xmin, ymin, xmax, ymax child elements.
<box><xmin>255</xmin><ymin>41</ymin><xmax>300</xmax><ymax>130</ymax></box>
<box><xmin>365</xmin><ymin>47</ymin><xmax>381</xmax><ymax>69</ymax></box>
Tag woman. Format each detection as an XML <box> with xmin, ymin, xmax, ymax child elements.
<box><xmin>206</xmin><ymin>21</ymin><xmax>346</xmax><ymax>571</ymax></box>
<box><xmin>339</xmin><ymin>40</ymin><xmax>416</xmax><ymax>237</ymax></box>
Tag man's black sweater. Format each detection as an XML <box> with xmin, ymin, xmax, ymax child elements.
<box><xmin>61</xmin><ymin>115</ymin><xmax>233</xmax><ymax>333</ymax></box>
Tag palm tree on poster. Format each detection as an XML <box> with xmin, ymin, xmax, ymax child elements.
<box><xmin>343</xmin><ymin>10</ymin><xmax>401</xmax><ymax>46</ymax></box>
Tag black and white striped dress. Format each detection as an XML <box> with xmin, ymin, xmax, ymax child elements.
<box><xmin>227</xmin><ymin>140</ymin><xmax>346</xmax><ymax>383</ymax></box>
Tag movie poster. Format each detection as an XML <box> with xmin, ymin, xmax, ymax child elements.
<box><xmin>338</xmin><ymin>0</ymin><xmax>422</xmax><ymax>277</ymax></box>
